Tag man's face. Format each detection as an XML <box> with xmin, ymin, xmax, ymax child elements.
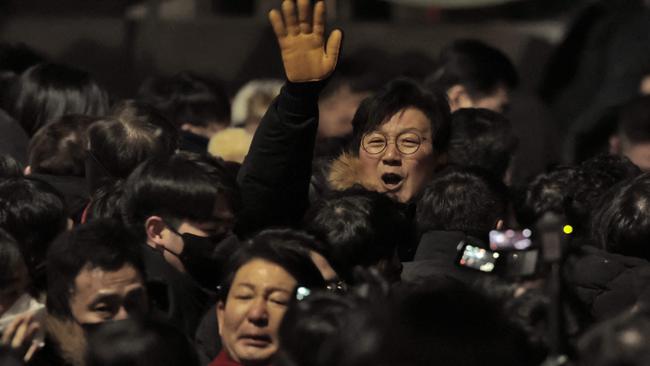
<box><xmin>217</xmin><ymin>259</ymin><xmax>297</xmax><ymax>365</ymax></box>
<box><xmin>358</xmin><ymin>107</ymin><xmax>436</xmax><ymax>203</ymax></box>
<box><xmin>69</xmin><ymin>264</ymin><xmax>147</xmax><ymax>324</ymax></box>
<box><xmin>623</xmin><ymin>142</ymin><xmax>650</xmax><ymax>172</ymax></box>
<box><xmin>161</xmin><ymin>198</ymin><xmax>236</xmax><ymax>273</ymax></box>
<box><xmin>318</xmin><ymin>85</ymin><xmax>370</xmax><ymax>138</ymax></box>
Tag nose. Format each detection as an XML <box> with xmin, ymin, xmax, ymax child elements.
<box><xmin>246</xmin><ymin>298</ymin><xmax>269</xmax><ymax>326</ymax></box>
<box><xmin>114</xmin><ymin>306</ymin><xmax>129</xmax><ymax>321</ymax></box>
<box><xmin>382</xmin><ymin>142</ymin><xmax>402</xmax><ymax>166</ymax></box>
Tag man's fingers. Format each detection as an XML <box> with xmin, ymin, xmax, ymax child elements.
<box><xmin>269</xmin><ymin>9</ymin><xmax>287</xmax><ymax>38</ymax></box>
<box><xmin>1</xmin><ymin>316</ymin><xmax>23</xmax><ymax>344</ymax></box>
<box><xmin>297</xmin><ymin>0</ymin><xmax>312</xmax><ymax>33</ymax></box>
<box><xmin>313</xmin><ymin>1</ymin><xmax>325</xmax><ymax>36</ymax></box>
<box><xmin>324</xmin><ymin>29</ymin><xmax>343</xmax><ymax>72</ymax></box>
<box><xmin>11</xmin><ymin>321</ymin><xmax>29</xmax><ymax>348</ymax></box>
<box><xmin>281</xmin><ymin>0</ymin><xmax>299</xmax><ymax>36</ymax></box>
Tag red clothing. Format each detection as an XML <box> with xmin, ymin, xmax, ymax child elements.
<box><xmin>208</xmin><ymin>351</ymin><xmax>242</xmax><ymax>366</ymax></box>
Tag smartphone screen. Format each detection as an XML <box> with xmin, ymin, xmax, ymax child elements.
<box><xmin>489</xmin><ymin>229</ymin><xmax>533</xmax><ymax>251</ymax></box>
<box><xmin>457</xmin><ymin>244</ymin><xmax>499</xmax><ymax>273</ymax></box>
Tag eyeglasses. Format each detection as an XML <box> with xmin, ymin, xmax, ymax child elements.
<box><xmin>361</xmin><ymin>131</ymin><xmax>427</xmax><ymax>155</ymax></box>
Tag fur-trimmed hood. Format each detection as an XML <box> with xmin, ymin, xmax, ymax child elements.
<box><xmin>39</xmin><ymin>313</ymin><xmax>87</xmax><ymax>366</ymax></box>
<box><xmin>327</xmin><ymin>152</ymin><xmax>379</xmax><ymax>192</ymax></box>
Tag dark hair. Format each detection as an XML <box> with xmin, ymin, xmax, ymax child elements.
<box><xmin>138</xmin><ymin>72</ymin><xmax>230</xmax><ymax>129</ymax></box>
<box><xmin>0</xmin><ymin>154</ymin><xmax>23</xmax><ymax>178</ymax></box>
<box><xmin>578</xmin><ymin>306</ymin><xmax>650</xmax><ymax>366</ymax></box>
<box><xmin>618</xmin><ymin>95</ymin><xmax>650</xmax><ymax>144</ymax></box>
<box><xmin>0</xmin><ymin>345</ymin><xmax>24</xmax><ymax>366</ymax></box>
<box><xmin>218</xmin><ymin>228</ymin><xmax>325</xmax><ymax>302</ymax></box>
<box><xmin>0</xmin><ymin>177</ymin><xmax>67</xmax><ymax>294</ymax></box>
<box><xmin>447</xmin><ymin>108</ymin><xmax>518</xmax><ymax>180</ymax></box>
<box><xmin>426</xmin><ymin>39</ymin><xmax>518</xmax><ymax>98</ymax></box>
<box><xmin>6</xmin><ymin>62</ymin><xmax>108</xmax><ymax>136</ymax></box>
<box><xmin>276</xmin><ymin>290</ymin><xmax>389</xmax><ymax>366</ymax></box>
<box><xmin>85</xmin><ymin>317</ymin><xmax>199</xmax><ymax>366</ymax></box>
<box><xmin>0</xmin><ymin>228</ymin><xmax>27</xmax><ymax>294</ymax></box>
<box><xmin>28</xmin><ymin>114</ymin><xmax>96</xmax><ymax>177</ymax></box>
<box><xmin>85</xmin><ymin>180</ymin><xmax>125</xmax><ymax>223</ymax></box>
<box><xmin>416</xmin><ymin>167</ymin><xmax>508</xmax><ymax>234</ymax></box>
<box><xmin>350</xmin><ymin>78</ymin><xmax>451</xmax><ymax>157</ymax></box>
<box><xmin>514</xmin><ymin>166</ymin><xmax>577</xmax><ymax>228</ymax></box>
<box><xmin>567</xmin><ymin>154</ymin><xmax>641</xmax><ymax>238</ymax></box>
<box><xmin>122</xmin><ymin>152</ymin><xmax>240</xmax><ymax>240</ymax></box>
<box><xmin>46</xmin><ymin>219</ymin><xmax>145</xmax><ymax>320</ymax></box>
<box><xmin>388</xmin><ymin>280</ymin><xmax>534</xmax><ymax>366</ymax></box>
<box><xmin>305</xmin><ymin>189</ymin><xmax>411</xmax><ymax>282</ymax></box>
<box><xmin>591</xmin><ymin>173</ymin><xmax>650</xmax><ymax>260</ymax></box>
<box><xmin>86</xmin><ymin>100</ymin><xmax>178</xmax><ymax>183</ymax></box>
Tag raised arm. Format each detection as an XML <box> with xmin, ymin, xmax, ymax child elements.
<box><xmin>236</xmin><ymin>0</ymin><xmax>342</xmax><ymax>236</ymax></box>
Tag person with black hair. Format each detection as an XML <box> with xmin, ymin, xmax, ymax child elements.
<box><xmin>194</xmin><ymin>228</ymin><xmax>337</xmax><ymax>365</ymax></box>
<box><xmin>209</xmin><ymin>229</ymin><xmax>325</xmax><ymax>366</ymax></box>
<box><xmin>305</xmin><ymin>189</ymin><xmax>409</xmax><ymax>282</ymax></box>
<box><xmin>0</xmin><ymin>178</ymin><xmax>68</xmax><ymax>296</ymax></box>
<box><xmin>1</xmin><ymin>229</ymin><xmax>44</xmax><ymax>363</ymax></box>
<box><xmin>121</xmin><ymin>152</ymin><xmax>239</xmax><ymax>336</ymax></box>
<box><xmin>426</xmin><ymin>39</ymin><xmax>518</xmax><ymax>113</ymax></box>
<box><xmin>609</xmin><ymin>95</ymin><xmax>650</xmax><ymax>171</ymax></box>
<box><xmin>514</xmin><ymin>166</ymin><xmax>577</xmax><ymax>229</ymax></box>
<box><xmin>5</xmin><ymin>63</ymin><xmax>108</xmax><ymax>137</ymax></box>
<box><xmin>85</xmin><ymin>318</ymin><xmax>200</xmax><ymax>366</ymax></box>
<box><xmin>0</xmin><ymin>154</ymin><xmax>23</xmax><ymax>179</ymax></box>
<box><xmin>592</xmin><ymin>173</ymin><xmax>650</xmax><ymax>260</ymax></box>
<box><xmin>82</xmin><ymin>180</ymin><xmax>124</xmax><ymax>223</ymax></box>
<box><xmin>328</xmin><ymin>78</ymin><xmax>451</xmax><ymax>204</ymax></box>
<box><xmin>566</xmin><ymin>154</ymin><xmax>640</xmax><ymax>240</ymax></box>
<box><xmin>388</xmin><ymin>280</ymin><xmax>536</xmax><ymax>366</ymax></box>
<box><xmin>25</xmin><ymin>219</ymin><xmax>147</xmax><ymax>366</ymax></box>
<box><xmin>578</xmin><ymin>306</ymin><xmax>650</xmax><ymax>366</ymax></box>
<box><xmin>447</xmin><ymin>108</ymin><xmax>518</xmax><ymax>183</ymax></box>
<box><xmin>275</xmin><ymin>287</ymin><xmax>390</xmax><ymax>366</ymax></box>
<box><xmin>27</xmin><ymin>115</ymin><xmax>97</xmax><ymax>219</ymax></box>
<box><xmin>138</xmin><ymin>72</ymin><xmax>231</xmax><ymax>154</ymax></box>
<box><xmin>85</xmin><ymin>100</ymin><xmax>179</xmax><ymax>193</ymax></box>
<box><xmin>402</xmin><ymin>167</ymin><xmax>508</xmax><ymax>284</ymax></box>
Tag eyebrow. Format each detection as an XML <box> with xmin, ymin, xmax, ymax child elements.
<box><xmin>88</xmin><ymin>293</ymin><xmax>120</xmax><ymax>307</ymax></box>
<box><xmin>234</xmin><ymin>283</ymin><xmax>292</xmax><ymax>294</ymax></box>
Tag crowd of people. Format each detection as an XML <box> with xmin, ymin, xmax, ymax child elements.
<box><xmin>2</xmin><ymin>0</ymin><xmax>650</xmax><ymax>365</ymax></box>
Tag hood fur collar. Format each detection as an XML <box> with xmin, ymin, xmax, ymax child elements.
<box><xmin>327</xmin><ymin>152</ymin><xmax>380</xmax><ymax>192</ymax></box>
<box><xmin>43</xmin><ymin>313</ymin><xmax>87</xmax><ymax>366</ymax></box>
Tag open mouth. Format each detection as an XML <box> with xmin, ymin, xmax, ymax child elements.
<box><xmin>240</xmin><ymin>334</ymin><xmax>272</xmax><ymax>347</ymax></box>
<box><xmin>381</xmin><ymin>173</ymin><xmax>404</xmax><ymax>189</ymax></box>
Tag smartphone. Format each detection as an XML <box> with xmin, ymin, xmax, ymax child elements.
<box><xmin>489</xmin><ymin>229</ymin><xmax>533</xmax><ymax>251</ymax></box>
<box><xmin>457</xmin><ymin>243</ymin><xmax>500</xmax><ymax>273</ymax></box>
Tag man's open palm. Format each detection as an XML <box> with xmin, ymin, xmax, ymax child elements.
<box><xmin>269</xmin><ymin>0</ymin><xmax>343</xmax><ymax>82</ymax></box>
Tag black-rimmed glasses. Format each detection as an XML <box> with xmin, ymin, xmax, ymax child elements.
<box><xmin>361</xmin><ymin>131</ymin><xmax>427</xmax><ymax>155</ymax></box>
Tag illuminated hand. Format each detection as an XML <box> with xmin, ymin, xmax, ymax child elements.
<box><xmin>269</xmin><ymin>0</ymin><xmax>343</xmax><ymax>82</ymax></box>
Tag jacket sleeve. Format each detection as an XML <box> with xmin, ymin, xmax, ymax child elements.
<box><xmin>235</xmin><ymin>81</ymin><xmax>324</xmax><ymax>236</ymax></box>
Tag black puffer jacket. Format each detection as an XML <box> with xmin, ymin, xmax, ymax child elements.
<box><xmin>565</xmin><ymin>245</ymin><xmax>650</xmax><ymax>321</ymax></box>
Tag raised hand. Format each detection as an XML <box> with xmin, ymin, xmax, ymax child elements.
<box><xmin>269</xmin><ymin>0</ymin><xmax>343</xmax><ymax>83</ymax></box>
<box><xmin>1</xmin><ymin>313</ymin><xmax>43</xmax><ymax>362</ymax></box>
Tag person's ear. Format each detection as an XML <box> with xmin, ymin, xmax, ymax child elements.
<box><xmin>446</xmin><ymin>84</ymin><xmax>474</xmax><ymax>112</ymax></box>
<box><xmin>495</xmin><ymin>219</ymin><xmax>504</xmax><ymax>230</ymax></box>
<box><xmin>609</xmin><ymin>134</ymin><xmax>621</xmax><ymax>155</ymax></box>
<box><xmin>216</xmin><ymin>301</ymin><xmax>225</xmax><ymax>336</ymax></box>
<box><xmin>24</xmin><ymin>165</ymin><xmax>31</xmax><ymax>175</ymax></box>
<box><xmin>145</xmin><ymin>216</ymin><xmax>168</xmax><ymax>249</ymax></box>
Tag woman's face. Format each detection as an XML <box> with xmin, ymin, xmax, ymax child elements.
<box><xmin>358</xmin><ymin>107</ymin><xmax>436</xmax><ymax>203</ymax></box>
<box><xmin>217</xmin><ymin>259</ymin><xmax>297</xmax><ymax>365</ymax></box>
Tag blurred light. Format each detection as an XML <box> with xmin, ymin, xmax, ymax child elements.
<box><xmin>563</xmin><ymin>225</ymin><xmax>573</xmax><ymax>235</ymax></box>
<box><xmin>522</xmin><ymin>229</ymin><xmax>532</xmax><ymax>238</ymax></box>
